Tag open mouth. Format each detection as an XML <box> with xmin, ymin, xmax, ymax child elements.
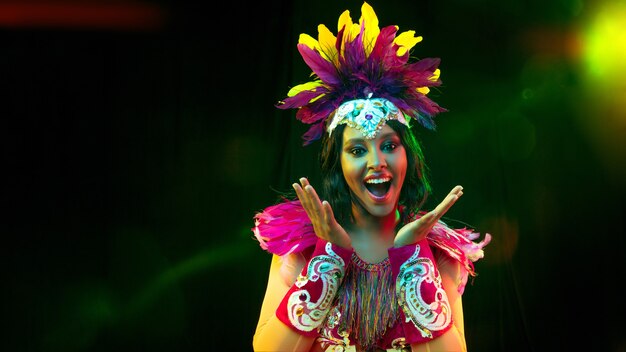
<box><xmin>364</xmin><ymin>177</ymin><xmax>391</xmax><ymax>198</ymax></box>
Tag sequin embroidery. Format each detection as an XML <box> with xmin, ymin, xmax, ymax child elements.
<box><xmin>396</xmin><ymin>244</ymin><xmax>451</xmax><ymax>338</ymax></box>
<box><xmin>287</xmin><ymin>242</ymin><xmax>346</xmax><ymax>332</ymax></box>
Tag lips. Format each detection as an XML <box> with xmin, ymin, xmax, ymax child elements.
<box><xmin>364</xmin><ymin>176</ymin><xmax>392</xmax><ymax>199</ymax></box>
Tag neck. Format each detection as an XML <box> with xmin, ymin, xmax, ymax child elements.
<box><xmin>351</xmin><ymin>206</ymin><xmax>399</xmax><ymax>235</ymax></box>
<box><xmin>347</xmin><ymin>204</ymin><xmax>400</xmax><ymax>262</ymax></box>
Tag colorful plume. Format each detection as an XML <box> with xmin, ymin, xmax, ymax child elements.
<box><xmin>277</xmin><ymin>2</ymin><xmax>448</xmax><ymax>145</ymax></box>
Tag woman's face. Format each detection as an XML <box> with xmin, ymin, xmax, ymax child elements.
<box><xmin>340</xmin><ymin>124</ymin><xmax>407</xmax><ymax>218</ymax></box>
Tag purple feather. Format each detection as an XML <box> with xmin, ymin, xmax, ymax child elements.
<box><xmin>296</xmin><ymin>103</ymin><xmax>334</xmax><ymax>124</ymax></box>
<box><xmin>297</xmin><ymin>44</ymin><xmax>340</xmax><ymax>85</ymax></box>
<box><xmin>342</xmin><ymin>22</ymin><xmax>367</xmax><ymax>72</ymax></box>
<box><xmin>302</xmin><ymin>121</ymin><xmax>326</xmax><ymax>145</ymax></box>
<box><xmin>375</xmin><ymin>26</ymin><xmax>402</xmax><ymax>68</ymax></box>
<box><xmin>410</xmin><ymin>57</ymin><xmax>441</xmax><ymax>72</ymax></box>
<box><xmin>277</xmin><ymin>87</ymin><xmax>326</xmax><ymax>109</ymax></box>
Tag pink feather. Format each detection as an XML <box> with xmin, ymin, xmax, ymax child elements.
<box><xmin>252</xmin><ymin>199</ymin><xmax>318</xmax><ymax>256</ymax></box>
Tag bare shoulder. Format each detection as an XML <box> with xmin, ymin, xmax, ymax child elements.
<box><xmin>433</xmin><ymin>248</ymin><xmax>463</xmax><ymax>286</ymax></box>
<box><xmin>276</xmin><ymin>252</ymin><xmax>307</xmax><ymax>287</ymax></box>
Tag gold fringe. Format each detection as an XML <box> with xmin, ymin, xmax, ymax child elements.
<box><xmin>335</xmin><ymin>253</ymin><xmax>399</xmax><ymax>351</ymax></box>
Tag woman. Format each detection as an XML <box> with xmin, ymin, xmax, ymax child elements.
<box><xmin>252</xmin><ymin>3</ymin><xmax>490</xmax><ymax>351</ymax></box>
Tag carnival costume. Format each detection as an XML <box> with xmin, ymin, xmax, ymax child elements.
<box><xmin>253</xmin><ymin>2</ymin><xmax>491</xmax><ymax>351</ymax></box>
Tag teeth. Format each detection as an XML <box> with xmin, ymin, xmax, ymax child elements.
<box><xmin>365</xmin><ymin>177</ymin><xmax>390</xmax><ymax>184</ymax></box>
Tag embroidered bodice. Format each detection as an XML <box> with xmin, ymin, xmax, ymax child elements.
<box><xmin>253</xmin><ymin>199</ymin><xmax>491</xmax><ymax>351</ymax></box>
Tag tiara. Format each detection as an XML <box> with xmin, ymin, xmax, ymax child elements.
<box><xmin>276</xmin><ymin>2</ymin><xmax>447</xmax><ymax>145</ymax></box>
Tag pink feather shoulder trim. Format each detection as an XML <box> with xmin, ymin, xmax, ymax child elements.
<box><xmin>252</xmin><ymin>199</ymin><xmax>317</xmax><ymax>256</ymax></box>
<box><xmin>427</xmin><ymin>215</ymin><xmax>492</xmax><ymax>277</ymax></box>
<box><xmin>252</xmin><ymin>200</ymin><xmax>491</xmax><ymax>279</ymax></box>
<box><xmin>421</xmin><ymin>211</ymin><xmax>491</xmax><ymax>294</ymax></box>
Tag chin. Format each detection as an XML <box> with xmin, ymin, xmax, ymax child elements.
<box><xmin>364</xmin><ymin>202</ymin><xmax>397</xmax><ymax>218</ymax></box>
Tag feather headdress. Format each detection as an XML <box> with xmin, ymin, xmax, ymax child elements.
<box><xmin>277</xmin><ymin>2</ymin><xmax>448</xmax><ymax>145</ymax></box>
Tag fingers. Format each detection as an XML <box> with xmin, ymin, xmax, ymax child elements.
<box><xmin>297</xmin><ymin>177</ymin><xmax>311</xmax><ymax>189</ymax></box>
<box><xmin>295</xmin><ymin>178</ymin><xmax>337</xmax><ymax>224</ymax></box>
<box><xmin>293</xmin><ymin>177</ymin><xmax>323</xmax><ymax>220</ymax></box>
<box><xmin>450</xmin><ymin>185</ymin><xmax>463</xmax><ymax>197</ymax></box>
<box><xmin>431</xmin><ymin>185</ymin><xmax>463</xmax><ymax>220</ymax></box>
<box><xmin>292</xmin><ymin>177</ymin><xmax>313</xmax><ymax>203</ymax></box>
<box><xmin>321</xmin><ymin>200</ymin><xmax>335</xmax><ymax>224</ymax></box>
<box><xmin>292</xmin><ymin>181</ymin><xmax>307</xmax><ymax>206</ymax></box>
<box><xmin>301</xmin><ymin>177</ymin><xmax>322</xmax><ymax>210</ymax></box>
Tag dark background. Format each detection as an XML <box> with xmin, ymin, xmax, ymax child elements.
<box><xmin>3</xmin><ymin>0</ymin><xmax>625</xmax><ymax>351</ymax></box>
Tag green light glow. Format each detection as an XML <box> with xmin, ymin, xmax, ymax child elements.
<box><xmin>41</xmin><ymin>237</ymin><xmax>255</xmax><ymax>351</ymax></box>
<box><xmin>126</xmin><ymin>240</ymin><xmax>253</xmax><ymax>316</ymax></box>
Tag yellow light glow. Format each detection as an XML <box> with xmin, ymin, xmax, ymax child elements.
<box><xmin>583</xmin><ymin>1</ymin><xmax>626</xmax><ymax>84</ymax></box>
<box><xmin>577</xmin><ymin>1</ymin><xmax>626</xmax><ymax>190</ymax></box>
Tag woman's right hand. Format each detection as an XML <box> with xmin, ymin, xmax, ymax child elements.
<box><xmin>293</xmin><ymin>177</ymin><xmax>352</xmax><ymax>250</ymax></box>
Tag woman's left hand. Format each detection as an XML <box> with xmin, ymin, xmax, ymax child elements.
<box><xmin>394</xmin><ymin>185</ymin><xmax>464</xmax><ymax>247</ymax></box>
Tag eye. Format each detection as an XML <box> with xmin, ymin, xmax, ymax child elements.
<box><xmin>382</xmin><ymin>142</ymin><xmax>398</xmax><ymax>152</ymax></box>
<box><xmin>349</xmin><ymin>146</ymin><xmax>366</xmax><ymax>156</ymax></box>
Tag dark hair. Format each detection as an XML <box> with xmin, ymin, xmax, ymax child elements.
<box><xmin>318</xmin><ymin>120</ymin><xmax>432</xmax><ymax>226</ymax></box>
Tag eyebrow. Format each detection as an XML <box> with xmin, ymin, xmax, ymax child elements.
<box><xmin>343</xmin><ymin>132</ymin><xmax>399</xmax><ymax>146</ymax></box>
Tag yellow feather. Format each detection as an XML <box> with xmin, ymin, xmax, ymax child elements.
<box><xmin>336</xmin><ymin>9</ymin><xmax>353</xmax><ymax>57</ymax></box>
<box><xmin>337</xmin><ymin>9</ymin><xmax>353</xmax><ymax>33</ymax></box>
<box><xmin>349</xmin><ymin>23</ymin><xmax>362</xmax><ymax>42</ymax></box>
<box><xmin>416</xmin><ymin>69</ymin><xmax>442</xmax><ymax>95</ymax></box>
<box><xmin>416</xmin><ymin>87</ymin><xmax>430</xmax><ymax>95</ymax></box>
<box><xmin>287</xmin><ymin>81</ymin><xmax>323</xmax><ymax>97</ymax></box>
<box><xmin>317</xmin><ymin>24</ymin><xmax>338</xmax><ymax>64</ymax></box>
<box><xmin>430</xmin><ymin>68</ymin><xmax>441</xmax><ymax>81</ymax></box>
<box><xmin>394</xmin><ymin>30</ymin><xmax>423</xmax><ymax>56</ymax></box>
<box><xmin>360</xmin><ymin>1</ymin><xmax>380</xmax><ymax>56</ymax></box>
<box><xmin>298</xmin><ymin>33</ymin><xmax>318</xmax><ymax>50</ymax></box>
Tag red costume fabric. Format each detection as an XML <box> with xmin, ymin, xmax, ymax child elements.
<box><xmin>253</xmin><ymin>199</ymin><xmax>490</xmax><ymax>349</ymax></box>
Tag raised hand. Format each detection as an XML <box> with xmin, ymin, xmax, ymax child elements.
<box><xmin>394</xmin><ymin>185</ymin><xmax>464</xmax><ymax>248</ymax></box>
<box><xmin>292</xmin><ymin>177</ymin><xmax>352</xmax><ymax>249</ymax></box>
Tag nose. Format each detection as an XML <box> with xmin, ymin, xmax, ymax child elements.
<box><xmin>367</xmin><ymin>149</ymin><xmax>387</xmax><ymax>170</ymax></box>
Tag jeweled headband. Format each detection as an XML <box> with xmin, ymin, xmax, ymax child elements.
<box><xmin>276</xmin><ymin>2</ymin><xmax>447</xmax><ymax>145</ymax></box>
<box><xmin>328</xmin><ymin>94</ymin><xmax>408</xmax><ymax>139</ymax></box>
